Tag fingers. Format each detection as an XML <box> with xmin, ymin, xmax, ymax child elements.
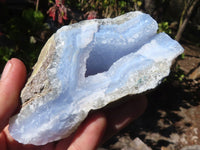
<box><xmin>56</xmin><ymin>95</ymin><xmax>147</xmax><ymax>150</ymax></box>
<box><xmin>0</xmin><ymin>58</ymin><xmax>26</xmax><ymax>131</ymax></box>
<box><xmin>68</xmin><ymin>112</ymin><xmax>106</xmax><ymax>150</ymax></box>
<box><xmin>56</xmin><ymin>112</ymin><xmax>106</xmax><ymax>150</ymax></box>
<box><xmin>102</xmin><ymin>95</ymin><xmax>147</xmax><ymax>142</ymax></box>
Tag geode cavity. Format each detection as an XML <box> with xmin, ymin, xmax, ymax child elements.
<box><xmin>9</xmin><ymin>11</ymin><xmax>183</xmax><ymax>145</ymax></box>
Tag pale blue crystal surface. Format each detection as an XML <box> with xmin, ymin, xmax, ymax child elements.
<box><xmin>9</xmin><ymin>11</ymin><xmax>183</xmax><ymax>145</ymax></box>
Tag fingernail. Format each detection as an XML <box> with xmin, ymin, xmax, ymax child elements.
<box><xmin>1</xmin><ymin>60</ymin><xmax>13</xmax><ymax>81</ymax></box>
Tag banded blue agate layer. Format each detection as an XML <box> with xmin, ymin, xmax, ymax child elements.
<box><xmin>9</xmin><ymin>11</ymin><xmax>183</xmax><ymax>145</ymax></box>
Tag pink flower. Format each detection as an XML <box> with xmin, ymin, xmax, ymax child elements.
<box><xmin>47</xmin><ymin>0</ymin><xmax>68</xmax><ymax>24</ymax></box>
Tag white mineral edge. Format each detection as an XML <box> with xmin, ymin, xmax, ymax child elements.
<box><xmin>9</xmin><ymin>11</ymin><xmax>184</xmax><ymax>145</ymax></box>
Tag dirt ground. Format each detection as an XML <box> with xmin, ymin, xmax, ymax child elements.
<box><xmin>101</xmin><ymin>41</ymin><xmax>200</xmax><ymax>150</ymax></box>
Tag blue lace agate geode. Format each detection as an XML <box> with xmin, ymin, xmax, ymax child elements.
<box><xmin>9</xmin><ymin>11</ymin><xmax>183</xmax><ymax>145</ymax></box>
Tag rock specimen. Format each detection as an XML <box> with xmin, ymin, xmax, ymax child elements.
<box><xmin>9</xmin><ymin>11</ymin><xmax>184</xmax><ymax>145</ymax></box>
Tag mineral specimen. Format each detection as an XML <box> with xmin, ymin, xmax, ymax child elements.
<box><xmin>9</xmin><ymin>11</ymin><xmax>184</xmax><ymax>145</ymax></box>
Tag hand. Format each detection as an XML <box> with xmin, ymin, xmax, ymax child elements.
<box><xmin>0</xmin><ymin>58</ymin><xmax>147</xmax><ymax>150</ymax></box>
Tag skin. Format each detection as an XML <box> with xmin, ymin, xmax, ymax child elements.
<box><xmin>0</xmin><ymin>58</ymin><xmax>147</xmax><ymax>150</ymax></box>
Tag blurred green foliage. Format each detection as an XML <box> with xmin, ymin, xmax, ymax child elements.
<box><xmin>0</xmin><ymin>47</ymin><xmax>14</xmax><ymax>62</ymax></box>
<box><xmin>0</xmin><ymin>0</ymin><xmax>199</xmax><ymax>74</ymax></box>
<box><xmin>0</xmin><ymin>6</ymin><xmax>50</xmax><ymax>72</ymax></box>
<box><xmin>0</xmin><ymin>0</ymin><xmax>143</xmax><ymax>73</ymax></box>
<box><xmin>66</xmin><ymin>0</ymin><xmax>142</xmax><ymax>18</ymax></box>
<box><xmin>158</xmin><ymin>22</ymin><xmax>172</xmax><ymax>35</ymax></box>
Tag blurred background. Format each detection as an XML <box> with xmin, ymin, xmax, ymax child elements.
<box><xmin>0</xmin><ymin>0</ymin><xmax>199</xmax><ymax>72</ymax></box>
<box><xmin>0</xmin><ymin>0</ymin><xmax>200</xmax><ymax>149</ymax></box>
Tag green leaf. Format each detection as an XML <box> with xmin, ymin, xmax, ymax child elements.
<box><xmin>137</xmin><ymin>1</ymin><xmax>142</xmax><ymax>7</ymax></box>
<box><xmin>158</xmin><ymin>21</ymin><xmax>172</xmax><ymax>35</ymax></box>
<box><xmin>181</xmin><ymin>53</ymin><xmax>185</xmax><ymax>59</ymax></box>
<box><xmin>0</xmin><ymin>47</ymin><xmax>15</xmax><ymax>61</ymax></box>
<box><xmin>22</xmin><ymin>9</ymin><xmax>35</xmax><ymax>23</ymax></box>
<box><xmin>104</xmin><ymin>0</ymin><xmax>108</xmax><ymax>5</ymax></box>
<box><xmin>33</xmin><ymin>11</ymin><xmax>44</xmax><ymax>23</ymax></box>
<box><xmin>120</xmin><ymin>1</ymin><xmax>126</xmax><ymax>7</ymax></box>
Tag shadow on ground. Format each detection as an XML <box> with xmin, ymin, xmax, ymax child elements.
<box><xmin>103</xmin><ymin>78</ymin><xmax>200</xmax><ymax>149</ymax></box>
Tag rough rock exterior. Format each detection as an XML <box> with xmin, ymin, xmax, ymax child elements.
<box><xmin>9</xmin><ymin>11</ymin><xmax>183</xmax><ymax>145</ymax></box>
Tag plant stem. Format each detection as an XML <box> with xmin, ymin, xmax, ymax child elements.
<box><xmin>175</xmin><ymin>0</ymin><xmax>199</xmax><ymax>41</ymax></box>
<box><xmin>36</xmin><ymin>0</ymin><xmax>39</xmax><ymax>12</ymax></box>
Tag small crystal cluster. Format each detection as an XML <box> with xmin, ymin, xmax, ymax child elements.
<box><xmin>9</xmin><ymin>11</ymin><xmax>183</xmax><ymax>145</ymax></box>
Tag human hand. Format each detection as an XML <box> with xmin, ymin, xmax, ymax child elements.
<box><xmin>0</xmin><ymin>58</ymin><xmax>147</xmax><ymax>150</ymax></box>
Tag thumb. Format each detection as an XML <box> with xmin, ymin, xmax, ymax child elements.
<box><xmin>0</xmin><ymin>58</ymin><xmax>26</xmax><ymax>131</ymax></box>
